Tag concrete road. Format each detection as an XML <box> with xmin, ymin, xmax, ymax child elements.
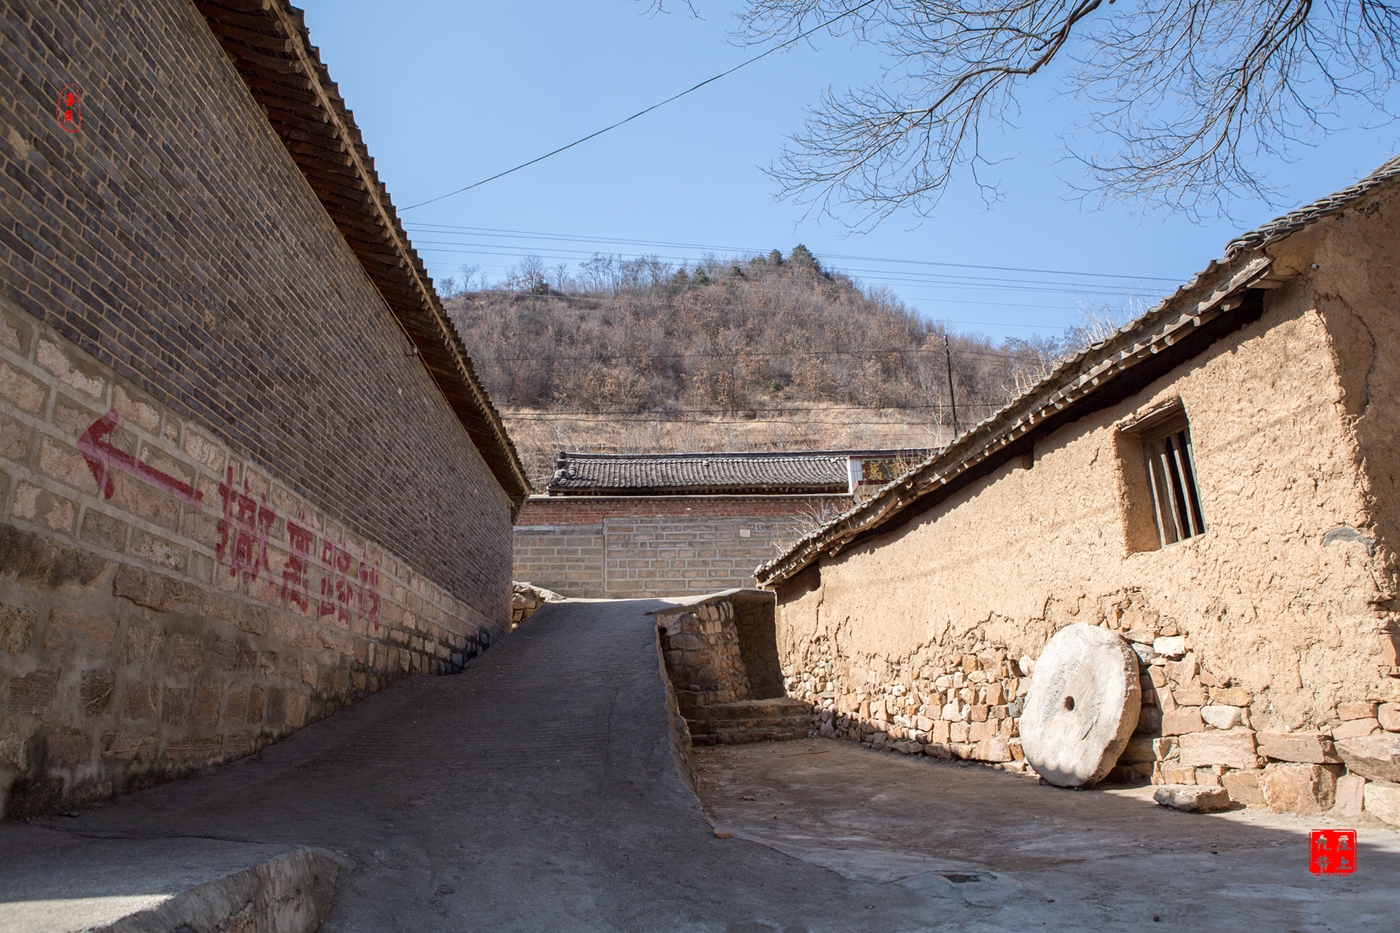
<box><xmin>8</xmin><ymin>598</ymin><xmax>1399</xmax><ymax>931</ymax></box>
<box><xmin>11</xmin><ymin>600</ymin><xmax>953</xmax><ymax>931</ymax></box>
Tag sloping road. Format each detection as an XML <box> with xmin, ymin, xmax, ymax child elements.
<box><xmin>16</xmin><ymin>599</ymin><xmax>949</xmax><ymax>932</ymax></box>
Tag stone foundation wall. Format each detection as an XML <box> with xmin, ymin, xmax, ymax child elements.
<box><xmin>0</xmin><ymin>311</ymin><xmax>503</xmax><ymax>818</ymax></box>
<box><xmin>780</xmin><ymin>592</ymin><xmax>1400</xmax><ymax>819</ymax></box>
<box><xmin>514</xmin><ymin>496</ymin><xmax>848</xmax><ymax>598</ymax></box>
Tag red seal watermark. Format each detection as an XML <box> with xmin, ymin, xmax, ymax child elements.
<box><xmin>56</xmin><ymin>84</ymin><xmax>82</xmax><ymax>133</ymax></box>
<box><xmin>1309</xmin><ymin>829</ymin><xmax>1357</xmax><ymax>875</ymax></box>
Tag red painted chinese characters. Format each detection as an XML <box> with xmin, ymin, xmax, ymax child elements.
<box><xmin>1309</xmin><ymin>829</ymin><xmax>1357</xmax><ymax>875</ymax></box>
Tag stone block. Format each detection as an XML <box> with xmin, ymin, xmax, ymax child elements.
<box><xmin>1256</xmin><ymin>731</ymin><xmax>1338</xmax><ymax>764</ymax></box>
<box><xmin>1335</xmin><ymin>734</ymin><xmax>1400</xmax><ymax>783</ymax></box>
<box><xmin>1333</xmin><ymin>718</ymin><xmax>1380</xmax><ymax>739</ymax></box>
<box><xmin>36</xmin><ymin>338</ymin><xmax>105</xmax><ymax>398</ymax></box>
<box><xmin>1210</xmin><ymin>687</ymin><xmax>1252</xmax><ymax>707</ymax></box>
<box><xmin>0</xmin><ymin>361</ymin><xmax>48</xmax><ymax>413</ymax></box>
<box><xmin>123</xmin><ymin>682</ymin><xmax>158</xmax><ymax>721</ymax></box>
<box><xmin>1337</xmin><ymin>701</ymin><xmax>1378</xmax><ymax>721</ymax></box>
<box><xmin>1201</xmin><ymin>705</ymin><xmax>1246</xmax><ymax>730</ymax></box>
<box><xmin>45</xmin><ymin>609</ymin><xmax>118</xmax><ymax>656</ymax></box>
<box><xmin>968</xmin><ymin>720</ymin><xmax>997</xmax><ymax>743</ymax></box>
<box><xmin>976</xmin><ymin>736</ymin><xmax>1012</xmax><ymax>762</ymax></box>
<box><xmin>1153</xmin><ymin>784</ymin><xmax>1231</xmax><ymax>812</ymax></box>
<box><xmin>1120</xmin><ymin>735</ymin><xmax>1158</xmax><ymax>764</ymax></box>
<box><xmin>46</xmin><ymin>728</ymin><xmax>90</xmax><ymax>768</ymax></box>
<box><xmin>9</xmin><ymin>669</ymin><xmax>59</xmax><ymax>715</ymax></box>
<box><xmin>1152</xmin><ymin>636</ymin><xmax>1186</xmax><ymax>658</ymax></box>
<box><xmin>102</xmin><ymin>731</ymin><xmax>156</xmax><ymax>762</ymax></box>
<box><xmin>0</xmin><ymin>602</ymin><xmax>35</xmax><ymax>653</ymax></box>
<box><xmin>1221</xmin><ymin>769</ymin><xmax>1266</xmax><ymax>807</ymax></box>
<box><xmin>1159</xmin><ymin>764</ymin><xmax>1196</xmax><ymax>784</ymax></box>
<box><xmin>170</xmin><ymin>633</ymin><xmax>204</xmax><ymax>671</ymax></box>
<box><xmin>928</xmin><ymin>721</ymin><xmax>950</xmax><ymax>744</ymax></box>
<box><xmin>1172</xmin><ymin>684</ymin><xmax>1208</xmax><ymax>707</ymax></box>
<box><xmin>1334</xmin><ymin>774</ymin><xmax>1366</xmax><ymax>817</ymax></box>
<box><xmin>165</xmin><ymin>738</ymin><xmax>222</xmax><ymax>763</ymax></box>
<box><xmin>1364</xmin><ymin>780</ymin><xmax>1400</xmax><ymax>827</ymax></box>
<box><xmin>1162</xmin><ymin>707</ymin><xmax>1204</xmax><ymax>735</ymax></box>
<box><xmin>1179</xmin><ymin>730</ymin><xmax>1259</xmax><ymax>769</ymax></box>
<box><xmin>192</xmin><ymin>681</ymin><xmax>221</xmax><ymax>725</ymax></box>
<box><xmin>79</xmin><ymin>669</ymin><xmax>114</xmax><ymax>716</ymax></box>
<box><xmin>81</xmin><ymin>509</ymin><xmax>131</xmax><ymax>552</ymax></box>
<box><xmin>162</xmin><ymin>687</ymin><xmax>189</xmax><ymax>725</ymax></box>
<box><xmin>1164</xmin><ymin>655</ymin><xmax>1197</xmax><ymax>683</ymax></box>
<box><xmin>1381</xmin><ymin>703</ymin><xmax>1400</xmax><ymax>733</ymax></box>
<box><xmin>1195</xmin><ymin>768</ymin><xmax>1221</xmax><ymax>787</ymax></box>
<box><xmin>1152</xmin><ymin>736</ymin><xmax>1177</xmax><ymax>759</ymax></box>
<box><xmin>1134</xmin><ymin>705</ymin><xmax>1163</xmax><ymax>735</ymax></box>
<box><xmin>1260</xmin><ymin>764</ymin><xmax>1336</xmax><ymax>814</ymax></box>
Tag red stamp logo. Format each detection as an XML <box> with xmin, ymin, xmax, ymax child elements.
<box><xmin>56</xmin><ymin>83</ymin><xmax>82</xmax><ymax>133</ymax></box>
<box><xmin>1310</xmin><ymin>829</ymin><xmax>1357</xmax><ymax>875</ymax></box>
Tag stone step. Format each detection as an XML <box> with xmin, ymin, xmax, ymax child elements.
<box><xmin>691</xmin><ymin>726</ymin><xmax>810</xmax><ymax>746</ymax></box>
<box><xmin>689</xmin><ymin>698</ymin><xmax>812</xmax><ymax>722</ymax></box>
<box><xmin>687</xmin><ymin>715</ymin><xmax>811</xmax><ymax>735</ymax></box>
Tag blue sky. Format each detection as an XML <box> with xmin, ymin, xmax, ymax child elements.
<box><xmin>298</xmin><ymin>1</ymin><xmax>1398</xmax><ymax>341</ymax></box>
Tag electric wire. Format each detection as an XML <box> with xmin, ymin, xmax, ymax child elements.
<box><xmin>400</xmin><ymin>0</ymin><xmax>882</xmax><ymax>211</ymax></box>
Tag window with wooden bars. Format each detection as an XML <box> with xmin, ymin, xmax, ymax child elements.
<box><xmin>1142</xmin><ymin>419</ymin><xmax>1205</xmax><ymax>546</ymax></box>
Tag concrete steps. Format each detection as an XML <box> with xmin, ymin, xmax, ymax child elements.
<box><xmin>686</xmin><ymin>697</ymin><xmax>813</xmax><ymax>746</ymax></box>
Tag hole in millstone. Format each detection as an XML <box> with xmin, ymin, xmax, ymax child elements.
<box><xmin>942</xmin><ymin>874</ymin><xmax>981</xmax><ymax>884</ymax></box>
<box><xmin>657</xmin><ymin>626</ymin><xmax>667</xmax><ymax>635</ymax></box>
<box><xmin>1063</xmin><ymin>696</ymin><xmax>1076</xmax><ymax>711</ymax></box>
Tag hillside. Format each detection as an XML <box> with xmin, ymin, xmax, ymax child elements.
<box><xmin>444</xmin><ymin>247</ymin><xmax>1093</xmax><ymax>484</ymax></box>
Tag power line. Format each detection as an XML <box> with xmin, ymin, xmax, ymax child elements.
<box><xmin>412</xmin><ymin>242</ymin><xmax>1148</xmax><ymax>297</ymax></box>
<box><xmin>471</xmin><ymin>345</ymin><xmax>1051</xmax><ymax>364</ymax></box>
<box><xmin>502</xmin><ymin>401</ymin><xmax>1005</xmax><ymax>417</ymax></box>
<box><xmin>405</xmin><ymin>222</ymin><xmax>1183</xmax><ymax>284</ymax></box>
<box><xmin>448</xmin><ymin>289</ymin><xmax>1111</xmax><ymax>335</ymax></box>
<box><xmin>400</xmin><ymin>1</ymin><xmax>881</xmax><ymax>212</ymax></box>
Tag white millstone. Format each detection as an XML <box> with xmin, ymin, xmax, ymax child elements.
<box><xmin>1018</xmin><ymin>623</ymin><xmax>1142</xmax><ymax>788</ymax></box>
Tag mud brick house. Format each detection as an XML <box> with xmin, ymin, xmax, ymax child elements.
<box><xmin>0</xmin><ymin>0</ymin><xmax>530</xmax><ymax>818</ymax></box>
<box><xmin>515</xmin><ymin>450</ymin><xmax>924</xmax><ymax>598</ymax></box>
<box><xmin>756</xmin><ymin>157</ymin><xmax>1400</xmax><ymax>821</ymax></box>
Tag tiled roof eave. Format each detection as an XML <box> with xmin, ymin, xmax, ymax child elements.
<box><xmin>753</xmin><ymin>253</ymin><xmax>1275</xmax><ymax>587</ymax></box>
<box><xmin>195</xmin><ymin>1</ymin><xmax>531</xmax><ymax>510</ymax></box>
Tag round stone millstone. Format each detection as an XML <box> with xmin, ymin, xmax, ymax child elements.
<box><xmin>1019</xmin><ymin>623</ymin><xmax>1142</xmax><ymax>788</ymax></box>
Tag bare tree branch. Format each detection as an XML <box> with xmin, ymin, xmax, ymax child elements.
<box><xmin>737</xmin><ymin>0</ymin><xmax>1400</xmax><ymax>223</ymax></box>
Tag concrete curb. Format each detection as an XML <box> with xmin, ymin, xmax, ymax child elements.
<box><xmin>0</xmin><ymin>828</ymin><xmax>342</xmax><ymax>933</ymax></box>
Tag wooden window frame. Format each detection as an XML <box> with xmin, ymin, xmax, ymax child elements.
<box><xmin>1121</xmin><ymin>401</ymin><xmax>1205</xmax><ymax>548</ymax></box>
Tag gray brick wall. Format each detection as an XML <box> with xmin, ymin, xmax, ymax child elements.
<box><xmin>514</xmin><ymin>514</ymin><xmax>815</xmax><ymax>598</ymax></box>
<box><xmin>0</xmin><ymin>0</ymin><xmax>512</xmax><ymax>618</ymax></box>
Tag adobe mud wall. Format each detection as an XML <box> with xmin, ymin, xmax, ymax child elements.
<box><xmin>772</xmin><ymin>208</ymin><xmax>1400</xmax><ymax>815</ymax></box>
<box><xmin>0</xmin><ymin>0</ymin><xmax>514</xmax><ymax>817</ymax></box>
<box><xmin>515</xmin><ymin>496</ymin><xmax>848</xmax><ymax>598</ymax></box>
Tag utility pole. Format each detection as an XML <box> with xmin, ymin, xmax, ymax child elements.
<box><xmin>943</xmin><ymin>333</ymin><xmax>960</xmax><ymax>438</ymax></box>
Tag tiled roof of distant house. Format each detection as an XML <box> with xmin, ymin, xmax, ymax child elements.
<box><xmin>546</xmin><ymin>450</ymin><xmax>928</xmax><ymax>496</ymax></box>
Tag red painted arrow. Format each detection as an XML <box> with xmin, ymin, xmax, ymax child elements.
<box><xmin>77</xmin><ymin>409</ymin><xmax>204</xmax><ymax>506</ymax></box>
